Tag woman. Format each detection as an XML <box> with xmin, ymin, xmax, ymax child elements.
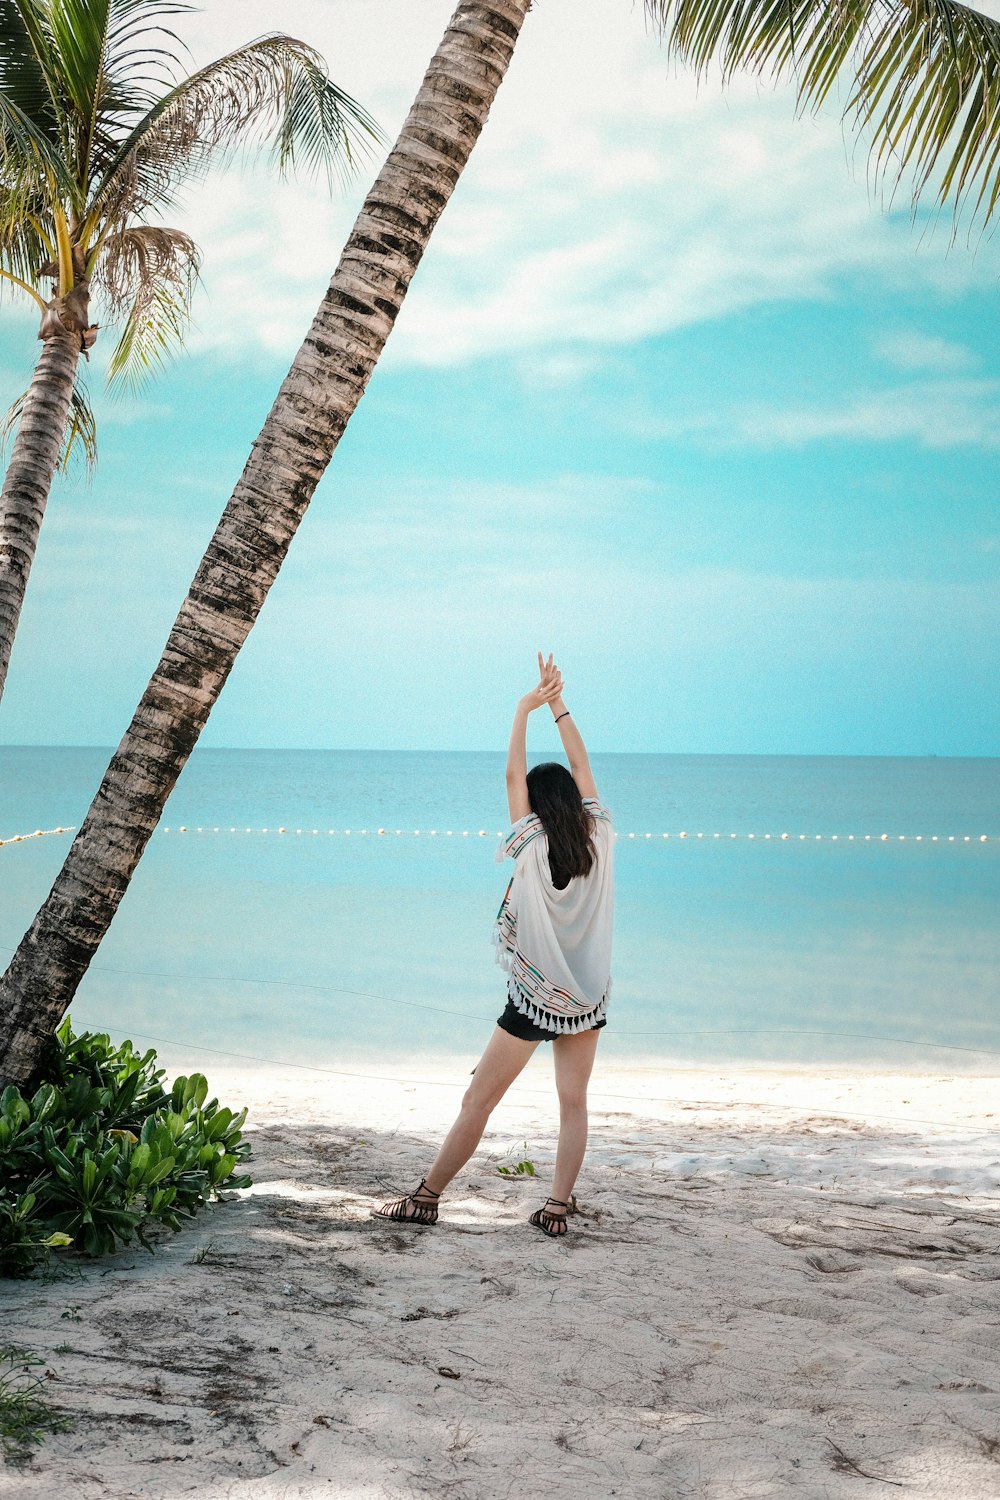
<box><xmin>375</xmin><ymin>653</ymin><xmax>614</xmax><ymax>1238</ymax></box>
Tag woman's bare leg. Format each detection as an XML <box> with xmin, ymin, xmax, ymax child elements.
<box><xmin>423</xmin><ymin>1026</ymin><xmax>539</xmax><ymax>1194</ymax></box>
<box><xmin>376</xmin><ymin>1026</ymin><xmax>538</xmax><ymax>1217</ymax></box>
<box><xmin>550</xmin><ymin>1028</ymin><xmax>601</xmax><ymax>1206</ymax></box>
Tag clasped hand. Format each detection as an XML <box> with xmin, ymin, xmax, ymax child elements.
<box><xmin>519</xmin><ymin>651</ymin><xmax>563</xmax><ymax>712</ymax></box>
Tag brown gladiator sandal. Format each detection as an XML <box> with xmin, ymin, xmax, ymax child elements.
<box><xmin>373</xmin><ymin>1178</ymin><xmax>440</xmax><ymax>1226</ymax></box>
<box><xmin>529</xmin><ymin>1197</ymin><xmax>569</xmax><ymax>1237</ymax></box>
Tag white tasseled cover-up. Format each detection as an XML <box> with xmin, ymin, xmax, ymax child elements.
<box><xmin>493</xmin><ymin>799</ymin><xmax>614</xmax><ymax>1034</ymax></box>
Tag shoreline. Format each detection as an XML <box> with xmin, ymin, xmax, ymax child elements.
<box><xmin>154</xmin><ymin>1046</ymin><xmax>1000</xmax><ymax>1123</ymax></box>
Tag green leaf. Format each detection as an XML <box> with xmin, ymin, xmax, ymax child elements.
<box><xmin>144</xmin><ymin>1156</ymin><xmax>176</xmax><ymax>1185</ymax></box>
<box><xmin>186</xmin><ymin>1074</ymin><xmax>208</xmax><ymax>1109</ymax></box>
<box><xmin>29</xmin><ymin>1084</ymin><xmax>60</xmax><ymax>1124</ymax></box>
<box><xmin>129</xmin><ymin>1141</ymin><xmax>150</xmax><ymax>1176</ymax></box>
<box><xmin>1</xmin><ymin>1087</ymin><xmax>29</xmax><ymax>1124</ymax></box>
<box><xmin>203</xmin><ymin>1108</ymin><xmax>234</xmax><ymax>1141</ymax></box>
<box><xmin>209</xmin><ymin>1153</ymin><xmax>237</xmax><ymax>1184</ymax></box>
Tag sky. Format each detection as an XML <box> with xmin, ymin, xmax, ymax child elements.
<box><xmin>1</xmin><ymin>0</ymin><xmax>998</xmax><ymax>756</ymax></box>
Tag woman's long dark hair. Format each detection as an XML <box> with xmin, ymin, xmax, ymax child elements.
<box><xmin>526</xmin><ymin>762</ymin><xmax>596</xmax><ymax>889</ymax></box>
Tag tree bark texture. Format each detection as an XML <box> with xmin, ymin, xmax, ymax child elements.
<box><xmin>0</xmin><ymin>0</ymin><xmax>533</xmax><ymax>1089</ymax></box>
<box><xmin>0</xmin><ymin>333</ymin><xmax>81</xmax><ymax>704</ymax></box>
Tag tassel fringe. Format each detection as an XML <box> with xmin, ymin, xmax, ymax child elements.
<box><xmin>505</xmin><ymin>979</ymin><xmax>608</xmax><ymax>1036</ymax></box>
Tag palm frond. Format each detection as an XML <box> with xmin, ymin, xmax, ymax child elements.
<box><xmin>57</xmin><ymin>0</ymin><xmax>196</xmax><ymax>189</ymax></box>
<box><xmin>646</xmin><ymin>0</ymin><xmax>1000</xmax><ymax>234</ymax></box>
<box><xmin>91</xmin><ymin>33</ymin><xmax>383</xmax><ymax>224</ymax></box>
<box><xmin>0</xmin><ymin>265</ymin><xmax>45</xmax><ymax>307</ymax></box>
<box><xmin>0</xmin><ymin>85</ymin><xmax>77</xmax><ymax>234</ymax></box>
<box><xmin>104</xmin><ymin>0</ymin><xmax>194</xmax><ymax>91</ymax></box>
<box><xmin>104</xmin><ymin>244</ymin><xmax>196</xmax><ymax>388</ymax></box>
<box><xmin>2</xmin><ymin>369</ymin><xmax>97</xmax><ymax>475</ymax></box>
<box><xmin>0</xmin><ymin>216</ymin><xmax>53</xmax><ymax>295</ymax></box>
<box><xmin>60</xmin><ymin>371</ymin><xmax>98</xmax><ymax>473</ymax></box>
<box><xmin>0</xmin><ymin>0</ymin><xmax>62</xmax><ymax>140</ymax></box>
<box><xmin>273</xmin><ymin>47</ymin><xmax>378</xmax><ymax>191</ymax></box>
<box><xmin>44</xmin><ymin>0</ymin><xmax>114</xmax><ymax>130</ymax></box>
<box><xmin>96</xmin><ymin>219</ymin><xmax>198</xmax><ymax>315</ymax></box>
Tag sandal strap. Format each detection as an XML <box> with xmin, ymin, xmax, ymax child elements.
<box><xmin>416</xmin><ymin>1178</ymin><xmax>440</xmax><ymax>1198</ymax></box>
<box><xmin>406</xmin><ymin>1199</ymin><xmax>437</xmax><ymax>1222</ymax></box>
<box><xmin>530</xmin><ymin>1204</ymin><xmax>568</xmax><ymax>1236</ymax></box>
<box><xmin>381</xmin><ymin>1189</ymin><xmax>439</xmax><ymax>1223</ymax></box>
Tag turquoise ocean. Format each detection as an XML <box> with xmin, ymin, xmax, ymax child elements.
<box><xmin>0</xmin><ymin>748</ymin><xmax>997</xmax><ymax>1072</ymax></box>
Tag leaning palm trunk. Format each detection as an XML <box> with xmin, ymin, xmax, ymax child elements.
<box><xmin>0</xmin><ymin>0</ymin><xmax>532</xmax><ymax>1089</ymax></box>
<box><xmin>0</xmin><ymin>313</ymin><xmax>88</xmax><ymax>699</ymax></box>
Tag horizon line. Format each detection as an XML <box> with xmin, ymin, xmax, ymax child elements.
<box><xmin>1</xmin><ymin>745</ymin><xmax>996</xmax><ymax>761</ymax></box>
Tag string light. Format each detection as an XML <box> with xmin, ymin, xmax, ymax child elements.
<box><xmin>0</xmin><ymin>826</ymin><xmax>73</xmax><ymax>846</ymax></box>
<box><xmin>0</xmin><ymin>825</ymin><xmax>992</xmax><ymax>851</ymax></box>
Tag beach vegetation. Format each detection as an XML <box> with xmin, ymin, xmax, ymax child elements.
<box><xmin>649</xmin><ymin>0</ymin><xmax>1000</xmax><ymax>238</ymax></box>
<box><xmin>0</xmin><ymin>1344</ymin><xmax>73</xmax><ymax>1463</ymax></box>
<box><xmin>0</xmin><ymin>1017</ymin><xmax>251</xmax><ymax>1277</ymax></box>
<box><xmin>496</xmin><ymin>1142</ymin><xmax>538</xmax><ymax>1177</ymax></box>
<box><xmin>0</xmin><ymin>0</ymin><xmax>381</xmax><ymax>706</ymax></box>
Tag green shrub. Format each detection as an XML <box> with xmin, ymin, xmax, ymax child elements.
<box><xmin>0</xmin><ymin>1018</ymin><xmax>251</xmax><ymax>1277</ymax></box>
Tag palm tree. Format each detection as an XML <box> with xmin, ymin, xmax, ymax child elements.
<box><xmin>0</xmin><ymin>0</ymin><xmax>379</xmax><ymax>707</ymax></box>
<box><xmin>0</xmin><ymin>0</ymin><xmax>534</xmax><ymax>1089</ymax></box>
<box><xmin>647</xmin><ymin>0</ymin><xmax>1000</xmax><ymax>235</ymax></box>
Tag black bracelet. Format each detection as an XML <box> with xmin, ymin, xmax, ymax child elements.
<box><xmin>554</xmin><ymin>711</ymin><xmax>570</xmax><ymax>723</ymax></box>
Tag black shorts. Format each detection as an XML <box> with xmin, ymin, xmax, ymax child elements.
<box><xmin>496</xmin><ymin>995</ymin><xmax>607</xmax><ymax>1044</ymax></box>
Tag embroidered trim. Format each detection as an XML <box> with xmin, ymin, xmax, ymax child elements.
<box><xmin>496</xmin><ymin>801</ymin><xmax>611</xmax><ymax>864</ymax></box>
<box><xmin>503</xmin><ymin>814</ymin><xmax>544</xmax><ymax>861</ymax></box>
<box><xmin>506</xmin><ymin>978</ymin><xmax>608</xmax><ymax>1035</ymax></box>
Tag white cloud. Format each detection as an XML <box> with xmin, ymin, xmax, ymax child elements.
<box><xmin>626</xmin><ymin>376</ymin><xmax>1000</xmax><ymax>449</ymax></box>
<box><xmin>521</xmin><ymin>350</ymin><xmax>613</xmax><ymax>388</ymax></box>
<box><xmin>157</xmin><ymin>0</ymin><xmax>999</xmax><ymax>371</ymax></box>
<box><xmin>874</xmin><ymin>330</ymin><xmax>979</xmax><ymax>374</ymax></box>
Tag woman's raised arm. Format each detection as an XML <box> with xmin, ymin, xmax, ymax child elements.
<box><xmin>547</xmin><ymin>667</ymin><xmax>598</xmax><ymax>801</ymax></box>
<box><xmin>506</xmin><ymin>652</ymin><xmax>563</xmax><ymax>822</ymax></box>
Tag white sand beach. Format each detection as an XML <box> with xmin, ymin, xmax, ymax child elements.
<box><xmin>3</xmin><ymin>1056</ymin><xmax>999</xmax><ymax>1499</ymax></box>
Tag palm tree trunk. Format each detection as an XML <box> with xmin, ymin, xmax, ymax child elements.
<box><xmin>0</xmin><ymin>0</ymin><xmax>533</xmax><ymax>1090</ymax></box>
<box><xmin>0</xmin><ymin>332</ymin><xmax>81</xmax><ymax>704</ymax></box>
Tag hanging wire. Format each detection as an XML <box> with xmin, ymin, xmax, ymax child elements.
<box><xmin>91</xmin><ymin>1025</ymin><xmax>998</xmax><ymax>1138</ymax></box>
<box><xmin>0</xmin><ymin>935</ymin><xmax>996</xmax><ymax>1060</ymax></box>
